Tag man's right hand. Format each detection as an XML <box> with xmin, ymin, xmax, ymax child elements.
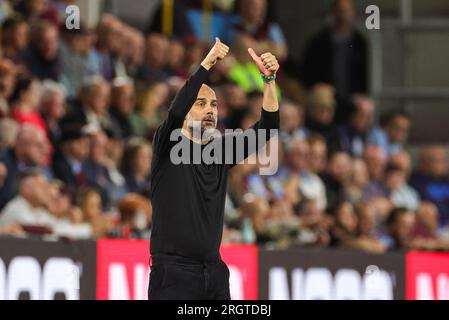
<box><xmin>201</xmin><ymin>37</ymin><xmax>230</xmax><ymax>71</ymax></box>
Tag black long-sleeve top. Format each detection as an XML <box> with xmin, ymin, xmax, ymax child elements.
<box><xmin>149</xmin><ymin>65</ymin><xmax>279</xmax><ymax>262</ymax></box>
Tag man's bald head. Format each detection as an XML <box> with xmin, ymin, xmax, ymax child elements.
<box><xmin>419</xmin><ymin>146</ymin><xmax>448</xmax><ymax>178</ymax></box>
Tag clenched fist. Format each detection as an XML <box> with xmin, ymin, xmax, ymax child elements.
<box><xmin>248</xmin><ymin>48</ymin><xmax>280</xmax><ymax>77</ymax></box>
<box><xmin>201</xmin><ymin>37</ymin><xmax>230</xmax><ymax>70</ymax></box>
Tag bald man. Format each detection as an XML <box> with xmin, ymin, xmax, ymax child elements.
<box><xmin>148</xmin><ymin>38</ymin><xmax>280</xmax><ymax>300</ymax></box>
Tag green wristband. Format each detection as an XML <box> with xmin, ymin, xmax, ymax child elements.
<box><xmin>261</xmin><ymin>73</ymin><xmax>276</xmax><ymax>83</ymax></box>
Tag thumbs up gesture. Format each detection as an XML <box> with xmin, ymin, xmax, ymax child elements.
<box><xmin>248</xmin><ymin>48</ymin><xmax>279</xmax><ymax>77</ymax></box>
<box><xmin>201</xmin><ymin>37</ymin><xmax>230</xmax><ymax>71</ymax></box>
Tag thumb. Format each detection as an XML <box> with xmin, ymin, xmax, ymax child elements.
<box><xmin>215</xmin><ymin>37</ymin><xmax>221</xmax><ymax>44</ymax></box>
<box><xmin>247</xmin><ymin>48</ymin><xmax>259</xmax><ymax>62</ymax></box>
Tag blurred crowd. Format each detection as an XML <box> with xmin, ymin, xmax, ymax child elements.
<box><xmin>0</xmin><ymin>0</ymin><xmax>449</xmax><ymax>253</ymax></box>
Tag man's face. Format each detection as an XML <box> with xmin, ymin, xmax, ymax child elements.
<box><xmin>333</xmin><ymin>0</ymin><xmax>356</xmax><ymax>27</ymax></box>
<box><xmin>387</xmin><ymin>116</ymin><xmax>411</xmax><ymax>144</ymax></box>
<box><xmin>22</xmin><ymin>130</ymin><xmax>48</xmax><ymax>166</ymax></box>
<box><xmin>69</xmin><ymin>136</ymin><xmax>90</xmax><ymax>161</ymax></box>
<box><xmin>393</xmin><ymin>213</ymin><xmax>415</xmax><ymax>244</ymax></box>
<box><xmin>88</xmin><ymin>83</ymin><xmax>110</xmax><ymax>115</ymax></box>
<box><xmin>185</xmin><ymin>85</ymin><xmax>218</xmax><ymax>134</ymax></box>
<box><xmin>351</xmin><ymin>101</ymin><xmax>374</xmax><ymax>133</ymax></box>
<box><xmin>38</xmin><ymin>26</ymin><xmax>59</xmax><ymax>61</ymax></box>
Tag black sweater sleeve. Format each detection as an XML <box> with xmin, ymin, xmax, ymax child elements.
<box><xmin>152</xmin><ymin>65</ymin><xmax>209</xmax><ymax>155</ymax></box>
<box><xmin>227</xmin><ymin>108</ymin><xmax>280</xmax><ymax>168</ymax></box>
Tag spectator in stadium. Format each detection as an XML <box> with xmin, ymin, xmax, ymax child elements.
<box><xmin>109</xmin><ymin>76</ymin><xmax>135</xmax><ymax>139</ymax></box>
<box><xmin>66</xmin><ymin>75</ymin><xmax>116</xmax><ymax>134</ymax></box>
<box><xmin>389</xmin><ymin>150</ymin><xmax>413</xmax><ymax>180</ymax></box>
<box><xmin>0</xmin><ymin>168</ymin><xmax>91</xmax><ymax>238</ymax></box>
<box><xmin>115</xmin><ymin>193</ymin><xmax>152</xmax><ymax>239</ymax></box>
<box><xmin>0</xmin><ymin>161</ymin><xmax>7</xmax><ymax>188</ymax></box>
<box><xmin>296</xmin><ymin>198</ymin><xmax>330</xmax><ymax>247</ymax></box>
<box><xmin>9</xmin><ymin>74</ymin><xmax>47</xmax><ymax>134</ymax></box>
<box><xmin>74</xmin><ymin>187</ymin><xmax>114</xmax><ymax>238</ymax></box>
<box><xmin>0</xmin><ymin>59</ymin><xmax>17</xmax><ymax>117</ymax></box>
<box><xmin>368</xmin><ymin>109</ymin><xmax>411</xmax><ymax>157</ymax></box>
<box><xmin>59</xmin><ymin>24</ymin><xmax>101</xmax><ymax>97</ymax></box>
<box><xmin>120</xmin><ymin>138</ymin><xmax>152</xmax><ymax>196</ymax></box>
<box><xmin>103</xmin><ymin>130</ymin><xmax>127</xmax><ymax>205</ymax></box>
<box><xmin>166</xmin><ymin>39</ymin><xmax>188</xmax><ymax>79</ymax></box>
<box><xmin>279</xmin><ymin>101</ymin><xmax>308</xmax><ymax>144</ymax></box>
<box><xmin>231</xmin><ymin>0</ymin><xmax>287</xmax><ymax>61</ymax></box>
<box><xmin>346</xmin><ymin>157</ymin><xmax>369</xmax><ymax>203</ymax></box>
<box><xmin>83</xmin><ymin>130</ymin><xmax>114</xmax><ymax>209</ymax></box>
<box><xmin>14</xmin><ymin>0</ymin><xmax>61</xmax><ymax>27</ymax></box>
<box><xmin>410</xmin><ymin>146</ymin><xmax>449</xmax><ymax>227</ymax></box>
<box><xmin>52</xmin><ymin>123</ymin><xmax>91</xmax><ymax>197</ymax></box>
<box><xmin>0</xmin><ymin>16</ymin><xmax>29</xmax><ymax>67</ymax></box>
<box><xmin>304</xmin><ymin>84</ymin><xmax>336</xmax><ymax>138</ymax></box>
<box><xmin>301</xmin><ymin>0</ymin><xmax>368</xmax><ymax>107</ymax></box>
<box><xmin>95</xmin><ymin>14</ymin><xmax>127</xmax><ymax>80</ymax></box>
<box><xmin>327</xmin><ymin>95</ymin><xmax>375</xmax><ymax>157</ymax></box>
<box><xmin>353</xmin><ymin>202</ymin><xmax>386</xmax><ymax>253</ymax></box>
<box><xmin>320</xmin><ymin>151</ymin><xmax>352</xmax><ymax>212</ymax></box>
<box><xmin>329</xmin><ymin>201</ymin><xmax>358</xmax><ymax>246</ymax></box>
<box><xmin>39</xmin><ymin>80</ymin><xmax>66</xmax><ymax>145</ymax></box>
<box><xmin>308</xmin><ymin>134</ymin><xmax>328</xmax><ymax>176</ymax></box>
<box><xmin>22</xmin><ymin>20</ymin><xmax>60</xmax><ymax>81</ymax></box>
<box><xmin>279</xmin><ymin>138</ymin><xmax>327</xmax><ymax>211</ymax></box>
<box><xmin>363</xmin><ymin>145</ymin><xmax>387</xmax><ymax>199</ymax></box>
<box><xmin>383</xmin><ymin>163</ymin><xmax>420</xmax><ymax>211</ymax></box>
<box><xmin>0</xmin><ymin>125</ymin><xmax>50</xmax><ymax>210</ymax></box>
<box><xmin>130</xmin><ymin>81</ymin><xmax>170</xmax><ymax>136</ymax></box>
<box><xmin>0</xmin><ymin>118</ymin><xmax>19</xmax><ymax>151</ymax></box>
<box><xmin>381</xmin><ymin>207</ymin><xmax>416</xmax><ymax>250</ymax></box>
<box><xmin>137</xmin><ymin>33</ymin><xmax>171</xmax><ymax>84</ymax></box>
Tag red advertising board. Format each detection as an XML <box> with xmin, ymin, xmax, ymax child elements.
<box><xmin>96</xmin><ymin>240</ymin><xmax>258</xmax><ymax>300</ymax></box>
<box><xmin>406</xmin><ymin>251</ymin><xmax>449</xmax><ymax>300</ymax></box>
<box><xmin>96</xmin><ymin>239</ymin><xmax>150</xmax><ymax>300</ymax></box>
<box><xmin>220</xmin><ymin>244</ymin><xmax>258</xmax><ymax>300</ymax></box>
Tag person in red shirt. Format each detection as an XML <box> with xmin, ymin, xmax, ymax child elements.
<box><xmin>10</xmin><ymin>74</ymin><xmax>48</xmax><ymax>135</ymax></box>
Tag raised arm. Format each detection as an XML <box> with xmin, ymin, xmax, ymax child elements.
<box><xmin>229</xmin><ymin>49</ymin><xmax>280</xmax><ymax>167</ymax></box>
<box><xmin>153</xmin><ymin>38</ymin><xmax>229</xmax><ymax>155</ymax></box>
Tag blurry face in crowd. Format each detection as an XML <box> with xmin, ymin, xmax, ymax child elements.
<box><xmin>309</xmin><ymin>139</ymin><xmax>327</xmax><ymax>174</ymax></box>
<box><xmin>90</xmin><ymin>131</ymin><xmax>108</xmax><ymax>164</ymax></box>
<box><xmin>420</xmin><ymin>146</ymin><xmax>448</xmax><ymax>178</ymax></box>
<box><xmin>67</xmin><ymin>136</ymin><xmax>90</xmax><ymax>162</ymax></box>
<box><xmin>351</xmin><ymin>158</ymin><xmax>369</xmax><ymax>188</ymax></box>
<box><xmin>38</xmin><ymin>25</ymin><xmax>59</xmax><ymax>61</ymax></box>
<box><xmin>389</xmin><ymin>151</ymin><xmax>412</xmax><ymax>178</ymax></box>
<box><xmin>311</xmin><ymin>104</ymin><xmax>335</xmax><ymax>126</ymax></box>
<box><xmin>357</xmin><ymin>204</ymin><xmax>376</xmax><ymax>236</ymax></box>
<box><xmin>225</xmin><ymin>85</ymin><xmax>247</xmax><ymax>110</ymax></box>
<box><xmin>106</xmin><ymin>138</ymin><xmax>124</xmax><ymax>165</ymax></box>
<box><xmin>386</xmin><ymin>115</ymin><xmax>411</xmax><ymax>144</ymax></box>
<box><xmin>41</xmin><ymin>90</ymin><xmax>66</xmax><ymax>121</ymax></box>
<box><xmin>333</xmin><ymin>0</ymin><xmax>356</xmax><ymax>29</ymax></box>
<box><xmin>240</xmin><ymin>0</ymin><xmax>267</xmax><ymax>26</ymax></box>
<box><xmin>21</xmin><ymin>80</ymin><xmax>41</xmax><ymax>110</ymax></box>
<box><xmin>299</xmin><ymin>200</ymin><xmax>323</xmax><ymax>229</ymax></box>
<box><xmin>336</xmin><ymin>202</ymin><xmax>358</xmax><ymax>233</ymax></box>
<box><xmin>11</xmin><ymin>22</ymin><xmax>29</xmax><ymax>49</ymax></box>
<box><xmin>86</xmin><ymin>82</ymin><xmax>111</xmax><ymax>115</ymax></box>
<box><xmin>280</xmin><ymin>103</ymin><xmax>303</xmax><ymax>133</ymax></box>
<box><xmin>81</xmin><ymin>191</ymin><xmax>102</xmax><ymax>221</ymax></box>
<box><xmin>328</xmin><ymin>152</ymin><xmax>352</xmax><ymax>184</ymax></box>
<box><xmin>287</xmin><ymin>139</ymin><xmax>310</xmax><ymax>172</ymax></box>
<box><xmin>16</xmin><ymin>127</ymin><xmax>49</xmax><ymax>166</ymax></box>
<box><xmin>416</xmin><ymin>202</ymin><xmax>439</xmax><ymax>233</ymax></box>
<box><xmin>20</xmin><ymin>174</ymin><xmax>50</xmax><ymax>207</ymax></box>
<box><xmin>390</xmin><ymin>211</ymin><xmax>415</xmax><ymax>246</ymax></box>
<box><xmin>167</xmin><ymin>41</ymin><xmax>186</xmax><ymax>70</ymax></box>
<box><xmin>363</xmin><ymin>146</ymin><xmax>386</xmax><ymax>181</ymax></box>
<box><xmin>185</xmin><ymin>85</ymin><xmax>218</xmax><ymax>134</ymax></box>
<box><xmin>0</xmin><ymin>60</ymin><xmax>17</xmax><ymax>98</ymax></box>
<box><xmin>385</xmin><ymin>169</ymin><xmax>406</xmax><ymax>191</ymax></box>
<box><xmin>351</xmin><ymin>98</ymin><xmax>374</xmax><ymax>134</ymax></box>
<box><xmin>145</xmin><ymin>34</ymin><xmax>170</xmax><ymax>69</ymax></box>
<box><xmin>112</xmin><ymin>84</ymin><xmax>135</xmax><ymax>114</ymax></box>
<box><xmin>133</xmin><ymin>145</ymin><xmax>152</xmax><ymax>177</ymax></box>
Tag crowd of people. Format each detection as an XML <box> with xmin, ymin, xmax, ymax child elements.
<box><xmin>1</xmin><ymin>0</ymin><xmax>449</xmax><ymax>253</ymax></box>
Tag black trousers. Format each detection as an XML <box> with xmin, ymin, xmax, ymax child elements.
<box><xmin>148</xmin><ymin>254</ymin><xmax>231</xmax><ymax>300</ymax></box>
